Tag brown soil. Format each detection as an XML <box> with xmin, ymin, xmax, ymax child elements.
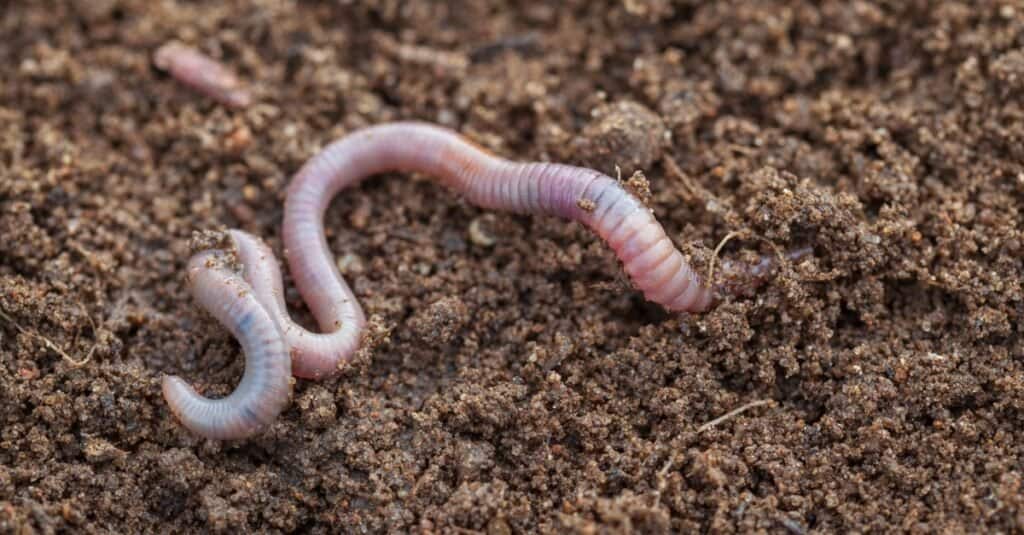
<box><xmin>2</xmin><ymin>1</ymin><xmax>1024</xmax><ymax>533</ymax></box>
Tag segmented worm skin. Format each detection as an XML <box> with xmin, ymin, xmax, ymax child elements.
<box><xmin>232</xmin><ymin>121</ymin><xmax>715</xmax><ymax>379</ymax></box>
<box><xmin>154</xmin><ymin>42</ymin><xmax>253</xmax><ymax>108</ymax></box>
<box><xmin>162</xmin><ymin>251</ymin><xmax>292</xmax><ymax>440</ymax></box>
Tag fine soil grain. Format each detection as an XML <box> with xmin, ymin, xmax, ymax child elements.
<box><xmin>2</xmin><ymin>1</ymin><xmax>1024</xmax><ymax>533</ymax></box>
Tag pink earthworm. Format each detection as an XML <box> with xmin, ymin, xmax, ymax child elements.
<box><xmin>238</xmin><ymin>121</ymin><xmax>715</xmax><ymax>379</ymax></box>
<box><xmin>153</xmin><ymin>41</ymin><xmax>253</xmax><ymax>108</ymax></box>
<box><xmin>167</xmin><ymin>121</ymin><xmax>813</xmax><ymax>438</ymax></box>
<box><xmin>162</xmin><ymin>251</ymin><xmax>292</xmax><ymax>440</ymax></box>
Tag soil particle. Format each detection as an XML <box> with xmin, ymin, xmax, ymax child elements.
<box><xmin>405</xmin><ymin>296</ymin><xmax>470</xmax><ymax>348</ymax></box>
<box><xmin>623</xmin><ymin>170</ymin><xmax>653</xmax><ymax>204</ymax></box>
<box><xmin>82</xmin><ymin>437</ymin><xmax>127</xmax><ymax>466</ymax></box>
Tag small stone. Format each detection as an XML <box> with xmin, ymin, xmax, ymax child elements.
<box><xmin>83</xmin><ymin>437</ymin><xmax>126</xmax><ymax>465</ymax></box>
<box><xmin>571</xmin><ymin>100</ymin><xmax>668</xmax><ymax>175</ymax></box>
<box><xmin>406</xmin><ymin>296</ymin><xmax>470</xmax><ymax>346</ymax></box>
<box><xmin>224</xmin><ymin>125</ymin><xmax>252</xmax><ymax>154</ymax></box>
<box><xmin>468</xmin><ymin>215</ymin><xmax>497</xmax><ymax>247</ymax></box>
<box><xmin>337</xmin><ymin>253</ymin><xmax>366</xmax><ymax>275</ymax></box>
<box><xmin>241</xmin><ymin>184</ymin><xmax>260</xmax><ymax>202</ymax></box>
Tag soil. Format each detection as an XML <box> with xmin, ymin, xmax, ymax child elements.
<box><xmin>2</xmin><ymin>1</ymin><xmax>1024</xmax><ymax>533</ymax></box>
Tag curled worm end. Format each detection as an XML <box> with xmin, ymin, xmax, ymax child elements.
<box><xmin>163</xmin><ymin>250</ymin><xmax>292</xmax><ymax>440</ymax></box>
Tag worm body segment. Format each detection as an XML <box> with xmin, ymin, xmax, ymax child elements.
<box><xmin>162</xmin><ymin>251</ymin><xmax>292</xmax><ymax>440</ymax></box>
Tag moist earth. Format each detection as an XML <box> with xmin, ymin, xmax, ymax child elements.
<box><xmin>2</xmin><ymin>1</ymin><xmax>1024</xmax><ymax>533</ymax></box>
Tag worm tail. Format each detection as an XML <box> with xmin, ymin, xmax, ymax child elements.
<box><xmin>162</xmin><ymin>251</ymin><xmax>292</xmax><ymax>440</ymax></box>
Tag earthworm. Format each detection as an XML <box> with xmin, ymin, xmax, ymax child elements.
<box><xmin>171</xmin><ymin>121</ymin><xmax>813</xmax><ymax>438</ymax></box>
<box><xmin>154</xmin><ymin>41</ymin><xmax>253</xmax><ymax>108</ymax></box>
<box><xmin>231</xmin><ymin>121</ymin><xmax>717</xmax><ymax>379</ymax></box>
<box><xmin>162</xmin><ymin>250</ymin><xmax>291</xmax><ymax>440</ymax></box>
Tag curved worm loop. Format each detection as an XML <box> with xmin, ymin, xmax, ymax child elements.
<box><xmin>234</xmin><ymin>121</ymin><xmax>713</xmax><ymax>379</ymax></box>
<box><xmin>162</xmin><ymin>251</ymin><xmax>292</xmax><ymax>440</ymax></box>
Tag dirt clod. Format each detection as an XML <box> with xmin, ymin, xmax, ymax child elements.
<box><xmin>406</xmin><ymin>296</ymin><xmax>470</xmax><ymax>347</ymax></box>
<box><xmin>571</xmin><ymin>100</ymin><xmax>668</xmax><ymax>175</ymax></box>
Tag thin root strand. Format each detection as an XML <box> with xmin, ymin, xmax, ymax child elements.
<box><xmin>708</xmin><ymin>230</ymin><xmax>741</xmax><ymax>286</ymax></box>
<box><xmin>697</xmin><ymin>399</ymin><xmax>776</xmax><ymax>433</ymax></box>
<box><xmin>0</xmin><ymin>308</ymin><xmax>94</xmax><ymax>367</ymax></box>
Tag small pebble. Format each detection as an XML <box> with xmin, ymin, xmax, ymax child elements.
<box><xmin>406</xmin><ymin>296</ymin><xmax>469</xmax><ymax>346</ymax></box>
<box><xmin>224</xmin><ymin>125</ymin><xmax>252</xmax><ymax>154</ymax></box>
<box><xmin>241</xmin><ymin>184</ymin><xmax>260</xmax><ymax>202</ymax></box>
<box><xmin>336</xmin><ymin>253</ymin><xmax>366</xmax><ymax>275</ymax></box>
<box><xmin>468</xmin><ymin>215</ymin><xmax>497</xmax><ymax>247</ymax></box>
<box><xmin>82</xmin><ymin>437</ymin><xmax>127</xmax><ymax>465</ymax></box>
<box><xmin>571</xmin><ymin>100</ymin><xmax>668</xmax><ymax>174</ymax></box>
